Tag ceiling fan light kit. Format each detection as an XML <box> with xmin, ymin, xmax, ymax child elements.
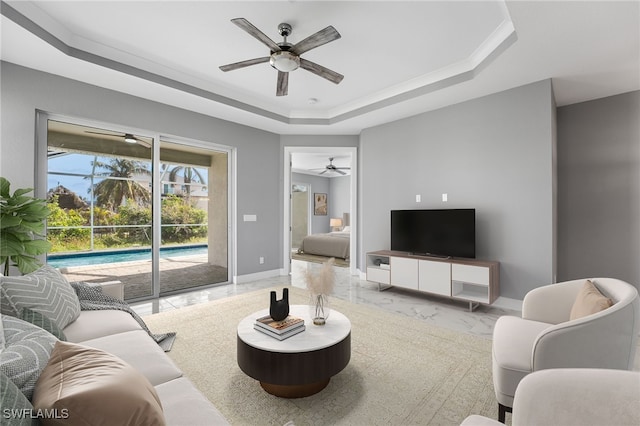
<box><xmin>219</xmin><ymin>18</ymin><xmax>343</xmax><ymax>96</ymax></box>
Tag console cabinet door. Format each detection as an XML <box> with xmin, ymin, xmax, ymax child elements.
<box><xmin>419</xmin><ymin>260</ymin><xmax>451</xmax><ymax>296</ymax></box>
<box><xmin>390</xmin><ymin>257</ymin><xmax>418</xmax><ymax>290</ymax></box>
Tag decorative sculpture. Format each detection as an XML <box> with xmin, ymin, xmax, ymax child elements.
<box><xmin>269</xmin><ymin>288</ymin><xmax>290</xmax><ymax>321</ymax></box>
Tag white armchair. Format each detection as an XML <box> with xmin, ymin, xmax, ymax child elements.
<box><xmin>491</xmin><ymin>278</ymin><xmax>640</xmax><ymax>423</ymax></box>
<box><xmin>462</xmin><ymin>368</ymin><xmax>640</xmax><ymax>426</ymax></box>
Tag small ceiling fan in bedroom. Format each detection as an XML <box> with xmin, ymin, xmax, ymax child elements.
<box><xmin>84</xmin><ymin>130</ymin><xmax>152</xmax><ymax>148</ymax></box>
<box><xmin>316</xmin><ymin>157</ymin><xmax>351</xmax><ymax>175</ymax></box>
<box><xmin>219</xmin><ymin>18</ymin><xmax>344</xmax><ymax>96</ymax></box>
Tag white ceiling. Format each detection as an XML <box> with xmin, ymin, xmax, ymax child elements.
<box><xmin>1</xmin><ymin>0</ymin><xmax>639</xmax><ymax>137</ymax></box>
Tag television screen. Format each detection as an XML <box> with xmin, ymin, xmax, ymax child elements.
<box><xmin>391</xmin><ymin>209</ymin><xmax>475</xmax><ymax>258</ymax></box>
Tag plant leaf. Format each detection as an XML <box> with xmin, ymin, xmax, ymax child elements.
<box><xmin>12</xmin><ymin>187</ymin><xmax>34</xmax><ymax>197</ymax></box>
<box><xmin>0</xmin><ymin>215</ymin><xmax>22</xmax><ymax>229</ymax></box>
<box><xmin>14</xmin><ymin>255</ymin><xmax>42</xmax><ymax>274</ymax></box>
<box><xmin>0</xmin><ymin>177</ymin><xmax>10</xmax><ymax>198</ymax></box>
<box><xmin>23</xmin><ymin>239</ymin><xmax>52</xmax><ymax>255</ymax></box>
<box><xmin>0</xmin><ymin>234</ymin><xmax>25</xmax><ymax>256</ymax></box>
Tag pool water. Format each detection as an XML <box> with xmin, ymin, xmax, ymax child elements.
<box><xmin>47</xmin><ymin>245</ymin><xmax>208</xmax><ymax>268</ymax></box>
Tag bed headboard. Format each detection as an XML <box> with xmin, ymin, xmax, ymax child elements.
<box><xmin>342</xmin><ymin>212</ymin><xmax>350</xmax><ymax>227</ymax></box>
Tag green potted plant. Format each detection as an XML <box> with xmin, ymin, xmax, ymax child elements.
<box><xmin>0</xmin><ymin>177</ymin><xmax>52</xmax><ymax>276</ymax></box>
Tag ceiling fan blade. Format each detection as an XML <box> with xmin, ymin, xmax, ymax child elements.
<box><xmin>276</xmin><ymin>71</ymin><xmax>289</xmax><ymax>97</ymax></box>
<box><xmin>219</xmin><ymin>57</ymin><xmax>270</xmax><ymax>72</ymax></box>
<box><xmin>135</xmin><ymin>138</ymin><xmax>152</xmax><ymax>149</ymax></box>
<box><xmin>299</xmin><ymin>58</ymin><xmax>344</xmax><ymax>85</ymax></box>
<box><xmin>291</xmin><ymin>26</ymin><xmax>341</xmax><ymax>55</ymax></box>
<box><xmin>335</xmin><ymin>169</ymin><xmax>347</xmax><ymax>175</ymax></box>
<box><xmin>231</xmin><ymin>18</ymin><xmax>281</xmax><ymax>52</ymax></box>
<box><xmin>85</xmin><ymin>131</ymin><xmax>122</xmax><ymax>137</ymax></box>
<box><xmin>319</xmin><ymin>169</ymin><xmax>328</xmax><ymax>175</ymax></box>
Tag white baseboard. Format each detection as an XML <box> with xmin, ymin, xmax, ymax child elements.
<box><xmin>234</xmin><ymin>269</ymin><xmax>281</xmax><ymax>284</ymax></box>
<box><xmin>492</xmin><ymin>296</ymin><xmax>523</xmax><ymax>312</ymax></box>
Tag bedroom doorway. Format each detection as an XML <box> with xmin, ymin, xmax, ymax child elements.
<box><xmin>283</xmin><ymin>146</ymin><xmax>358</xmax><ymax>276</ymax></box>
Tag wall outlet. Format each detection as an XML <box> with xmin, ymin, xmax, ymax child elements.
<box><xmin>259</xmin><ymin>256</ymin><xmax>265</xmax><ymax>264</ymax></box>
<box><xmin>442</xmin><ymin>193</ymin><xmax>448</xmax><ymax>202</ymax></box>
<box><xmin>416</xmin><ymin>194</ymin><xmax>421</xmax><ymax>202</ymax></box>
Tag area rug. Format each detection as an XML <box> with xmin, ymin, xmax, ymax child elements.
<box><xmin>291</xmin><ymin>252</ymin><xmax>350</xmax><ymax>268</ymax></box>
<box><xmin>142</xmin><ymin>287</ymin><xmax>498</xmax><ymax>425</ymax></box>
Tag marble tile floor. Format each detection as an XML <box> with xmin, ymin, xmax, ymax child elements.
<box><xmin>131</xmin><ymin>260</ymin><xmax>520</xmax><ymax>339</ymax></box>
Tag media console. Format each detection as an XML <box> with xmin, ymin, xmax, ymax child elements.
<box><xmin>366</xmin><ymin>250</ymin><xmax>499</xmax><ymax>311</ymax></box>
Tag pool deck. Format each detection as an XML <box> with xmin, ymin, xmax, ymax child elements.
<box><xmin>58</xmin><ymin>254</ymin><xmax>228</xmax><ymax>300</ymax></box>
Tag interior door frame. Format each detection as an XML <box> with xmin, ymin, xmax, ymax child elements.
<box><xmin>283</xmin><ymin>146</ymin><xmax>357</xmax><ymax>276</ymax></box>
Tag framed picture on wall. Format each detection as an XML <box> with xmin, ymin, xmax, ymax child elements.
<box><xmin>314</xmin><ymin>193</ymin><xmax>327</xmax><ymax>215</ymax></box>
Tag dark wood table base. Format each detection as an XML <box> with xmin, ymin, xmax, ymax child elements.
<box><xmin>260</xmin><ymin>378</ymin><xmax>330</xmax><ymax>398</ymax></box>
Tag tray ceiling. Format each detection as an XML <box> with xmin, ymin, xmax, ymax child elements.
<box><xmin>1</xmin><ymin>1</ymin><xmax>638</xmax><ymax>135</ymax></box>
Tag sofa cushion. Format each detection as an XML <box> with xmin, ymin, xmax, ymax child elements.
<box><xmin>20</xmin><ymin>308</ymin><xmax>67</xmax><ymax>341</ymax></box>
<box><xmin>570</xmin><ymin>280</ymin><xmax>613</xmax><ymax>320</ymax></box>
<box><xmin>62</xmin><ymin>310</ymin><xmax>141</xmax><ymax>343</ymax></box>
<box><xmin>1</xmin><ymin>370</ymin><xmax>36</xmax><ymax>426</ymax></box>
<box><xmin>79</xmin><ymin>330</ymin><xmax>182</xmax><ymax>386</ymax></box>
<box><xmin>0</xmin><ymin>315</ymin><xmax>58</xmax><ymax>400</ymax></box>
<box><xmin>155</xmin><ymin>377</ymin><xmax>230</xmax><ymax>426</ymax></box>
<box><xmin>0</xmin><ymin>265</ymin><xmax>81</xmax><ymax>329</ymax></box>
<box><xmin>32</xmin><ymin>341</ymin><xmax>166</xmax><ymax>426</ymax></box>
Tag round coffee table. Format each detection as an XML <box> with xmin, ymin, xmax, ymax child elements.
<box><xmin>237</xmin><ymin>304</ymin><xmax>351</xmax><ymax>398</ymax></box>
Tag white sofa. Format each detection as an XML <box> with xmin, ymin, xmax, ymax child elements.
<box><xmin>62</xmin><ymin>281</ymin><xmax>230</xmax><ymax>425</ymax></box>
<box><xmin>462</xmin><ymin>368</ymin><xmax>640</xmax><ymax>426</ymax></box>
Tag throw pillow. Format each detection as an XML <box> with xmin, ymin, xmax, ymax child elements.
<box><xmin>0</xmin><ymin>315</ymin><xmax>58</xmax><ymax>400</ymax></box>
<box><xmin>570</xmin><ymin>280</ymin><xmax>614</xmax><ymax>320</ymax></box>
<box><xmin>0</xmin><ymin>265</ymin><xmax>81</xmax><ymax>329</ymax></box>
<box><xmin>19</xmin><ymin>308</ymin><xmax>67</xmax><ymax>341</ymax></box>
<box><xmin>1</xmin><ymin>371</ymin><xmax>37</xmax><ymax>426</ymax></box>
<box><xmin>32</xmin><ymin>341</ymin><xmax>166</xmax><ymax>426</ymax></box>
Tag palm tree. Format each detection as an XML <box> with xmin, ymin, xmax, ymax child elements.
<box><xmin>91</xmin><ymin>158</ymin><xmax>151</xmax><ymax>210</ymax></box>
<box><xmin>167</xmin><ymin>165</ymin><xmax>206</xmax><ymax>201</ymax></box>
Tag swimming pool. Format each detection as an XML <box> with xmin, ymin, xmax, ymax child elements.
<box><xmin>47</xmin><ymin>245</ymin><xmax>208</xmax><ymax>268</ymax></box>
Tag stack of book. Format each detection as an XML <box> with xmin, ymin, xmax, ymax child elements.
<box><xmin>254</xmin><ymin>315</ymin><xmax>305</xmax><ymax>340</ymax></box>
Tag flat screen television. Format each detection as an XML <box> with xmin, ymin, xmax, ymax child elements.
<box><xmin>391</xmin><ymin>209</ymin><xmax>475</xmax><ymax>258</ymax></box>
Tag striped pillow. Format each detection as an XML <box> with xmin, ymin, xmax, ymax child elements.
<box><xmin>1</xmin><ymin>370</ymin><xmax>36</xmax><ymax>426</ymax></box>
<box><xmin>19</xmin><ymin>308</ymin><xmax>67</xmax><ymax>341</ymax></box>
<box><xmin>0</xmin><ymin>315</ymin><xmax>57</xmax><ymax>400</ymax></box>
<box><xmin>0</xmin><ymin>265</ymin><xmax>80</xmax><ymax>330</ymax></box>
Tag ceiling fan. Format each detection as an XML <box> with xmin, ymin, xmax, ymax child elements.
<box><xmin>316</xmin><ymin>157</ymin><xmax>350</xmax><ymax>175</ymax></box>
<box><xmin>219</xmin><ymin>18</ymin><xmax>344</xmax><ymax>96</ymax></box>
<box><xmin>84</xmin><ymin>131</ymin><xmax>152</xmax><ymax>148</ymax></box>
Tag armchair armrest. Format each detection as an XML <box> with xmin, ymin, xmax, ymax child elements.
<box><xmin>522</xmin><ymin>279</ymin><xmax>585</xmax><ymax>324</ymax></box>
<box><xmin>532</xmin><ymin>298</ymin><xmax>638</xmax><ymax>371</ymax></box>
<box><xmin>86</xmin><ymin>280</ymin><xmax>124</xmax><ymax>301</ymax></box>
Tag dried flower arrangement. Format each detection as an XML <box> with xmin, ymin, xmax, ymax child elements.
<box><xmin>304</xmin><ymin>257</ymin><xmax>336</xmax><ymax>295</ymax></box>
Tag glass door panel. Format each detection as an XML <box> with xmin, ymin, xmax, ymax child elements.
<box><xmin>158</xmin><ymin>140</ymin><xmax>228</xmax><ymax>295</ymax></box>
<box><xmin>46</xmin><ymin>120</ymin><xmax>154</xmax><ymax>299</ymax></box>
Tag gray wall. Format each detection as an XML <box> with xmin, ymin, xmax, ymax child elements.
<box><xmin>360</xmin><ymin>80</ymin><xmax>556</xmax><ymax>300</ymax></box>
<box><xmin>291</xmin><ymin>172</ymin><xmax>330</xmax><ymax>233</ymax></box>
<box><xmin>0</xmin><ymin>61</ymin><xmax>280</xmax><ymax>277</ymax></box>
<box><xmin>557</xmin><ymin>91</ymin><xmax>640</xmax><ymax>290</ymax></box>
<box><xmin>329</xmin><ymin>175</ymin><xmax>351</xmax><ymax>222</ymax></box>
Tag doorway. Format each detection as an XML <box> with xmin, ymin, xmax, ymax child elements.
<box><xmin>283</xmin><ymin>146</ymin><xmax>357</xmax><ymax>276</ymax></box>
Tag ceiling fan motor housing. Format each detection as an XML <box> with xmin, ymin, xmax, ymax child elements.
<box><xmin>278</xmin><ymin>23</ymin><xmax>292</xmax><ymax>37</ymax></box>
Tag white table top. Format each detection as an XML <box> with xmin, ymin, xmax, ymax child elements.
<box><xmin>237</xmin><ymin>305</ymin><xmax>351</xmax><ymax>353</ymax></box>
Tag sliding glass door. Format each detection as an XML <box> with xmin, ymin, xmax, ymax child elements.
<box><xmin>42</xmin><ymin>118</ymin><xmax>229</xmax><ymax>301</ymax></box>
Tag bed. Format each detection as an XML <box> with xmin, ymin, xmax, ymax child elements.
<box><xmin>297</xmin><ymin>228</ymin><xmax>350</xmax><ymax>260</ymax></box>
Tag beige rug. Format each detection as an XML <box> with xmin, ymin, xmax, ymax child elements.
<box><xmin>142</xmin><ymin>287</ymin><xmax>498</xmax><ymax>425</ymax></box>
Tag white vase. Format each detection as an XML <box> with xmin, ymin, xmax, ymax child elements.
<box><xmin>309</xmin><ymin>293</ymin><xmax>331</xmax><ymax>325</ymax></box>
